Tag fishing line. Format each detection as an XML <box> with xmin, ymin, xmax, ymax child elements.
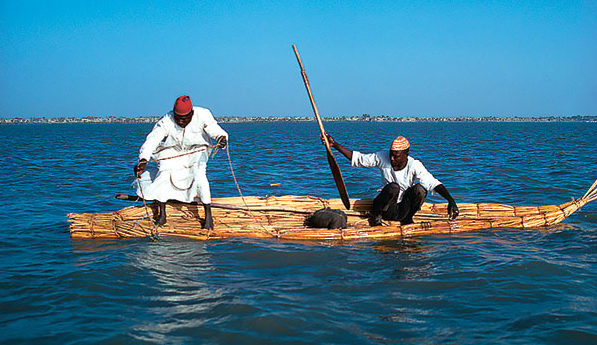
<box><xmin>223</xmin><ymin>143</ymin><xmax>276</xmax><ymax>237</ymax></box>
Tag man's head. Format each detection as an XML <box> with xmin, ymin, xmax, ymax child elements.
<box><xmin>389</xmin><ymin>136</ymin><xmax>410</xmax><ymax>170</ymax></box>
<box><xmin>173</xmin><ymin>95</ymin><xmax>194</xmax><ymax>128</ymax></box>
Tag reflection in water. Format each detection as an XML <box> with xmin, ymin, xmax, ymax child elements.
<box><xmin>127</xmin><ymin>240</ymin><xmax>221</xmax><ymax>342</ymax></box>
<box><xmin>71</xmin><ymin>240</ymin><xmax>135</xmax><ymax>266</ymax></box>
<box><xmin>373</xmin><ymin>239</ymin><xmax>434</xmax><ymax>280</ymax></box>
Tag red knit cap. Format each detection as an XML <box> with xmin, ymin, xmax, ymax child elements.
<box><xmin>391</xmin><ymin>136</ymin><xmax>410</xmax><ymax>151</ymax></box>
<box><xmin>173</xmin><ymin>95</ymin><xmax>193</xmax><ymax>115</ymax></box>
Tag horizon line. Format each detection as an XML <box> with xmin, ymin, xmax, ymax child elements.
<box><xmin>1</xmin><ymin>114</ymin><xmax>595</xmax><ymax>120</ymax></box>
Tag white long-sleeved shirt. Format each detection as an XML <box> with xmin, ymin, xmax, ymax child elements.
<box><xmin>351</xmin><ymin>150</ymin><xmax>441</xmax><ymax>202</ymax></box>
<box><xmin>139</xmin><ymin>106</ymin><xmax>228</xmax><ymax>171</ymax></box>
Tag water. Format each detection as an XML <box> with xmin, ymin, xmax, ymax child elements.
<box><xmin>0</xmin><ymin>122</ymin><xmax>596</xmax><ymax>344</ymax></box>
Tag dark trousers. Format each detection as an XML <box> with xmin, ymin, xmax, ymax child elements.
<box><xmin>372</xmin><ymin>183</ymin><xmax>427</xmax><ymax>223</ymax></box>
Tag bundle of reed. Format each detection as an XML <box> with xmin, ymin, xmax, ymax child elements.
<box><xmin>68</xmin><ymin>179</ymin><xmax>596</xmax><ymax>241</ymax></box>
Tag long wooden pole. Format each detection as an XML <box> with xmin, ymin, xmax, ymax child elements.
<box><xmin>115</xmin><ymin>194</ymin><xmax>365</xmax><ymax>216</ymax></box>
<box><xmin>292</xmin><ymin>44</ymin><xmax>351</xmax><ymax>209</ymax></box>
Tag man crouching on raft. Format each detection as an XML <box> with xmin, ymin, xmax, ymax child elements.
<box><xmin>134</xmin><ymin>95</ymin><xmax>228</xmax><ymax>229</ymax></box>
<box><xmin>323</xmin><ymin>134</ymin><xmax>459</xmax><ymax>226</ymax></box>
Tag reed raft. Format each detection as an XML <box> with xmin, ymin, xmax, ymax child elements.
<box><xmin>68</xmin><ymin>179</ymin><xmax>597</xmax><ymax>241</ymax></box>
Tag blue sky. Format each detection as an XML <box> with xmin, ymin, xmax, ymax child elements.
<box><xmin>1</xmin><ymin>0</ymin><xmax>595</xmax><ymax>118</ymax></box>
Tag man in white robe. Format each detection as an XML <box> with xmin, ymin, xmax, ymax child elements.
<box><xmin>134</xmin><ymin>95</ymin><xmax>228</xmax><ymax>229</ymax></box>
<box><xmin>324</xmin><ymin>134</ymin><xmax>459</xmax><ymax>226</ymax></box>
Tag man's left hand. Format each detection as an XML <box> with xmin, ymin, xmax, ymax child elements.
<box><xmin>216</xmin><ymin>136</ymin><xmax>227</xmax><ymax>148</ymax></box>
<box><xmin>448</xmin><ymin>201</ymin><xmax>459</xmax><ymax>220</ymax></box>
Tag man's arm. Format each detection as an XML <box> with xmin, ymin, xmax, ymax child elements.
<box><xmin>202</xmin><ymin>108</ymin><xmax>228</xmax><ymax>148</ymax></box>
<box><xmin>139</xmin><ymin>117</ymin><xmax>168</xmax><ymax>162</ymax></box>
<box><xmin>433</xmin><ymin>184</ymin><xmax>459</xmax><ymax>219</ymax></box>
<box><xmin>323</xmin><ymin>133</ymin><xmax>353</xmax><ymax>161</ymax></box>
<box><xmin>135</xmin><ymin>118</ymin><xmax>168</xmax><ymax>177</ymax></box>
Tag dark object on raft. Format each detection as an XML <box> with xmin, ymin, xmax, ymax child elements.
<box><xmin>304</xmin><ymin>208</ymin><xmax>347</xmax><ymax>229</ymax></box>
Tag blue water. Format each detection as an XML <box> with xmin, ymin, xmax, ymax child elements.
<box><xmin>0</xmin><ymin>122</ymin><xmax>596</xmax><ymax>344</ymax></box>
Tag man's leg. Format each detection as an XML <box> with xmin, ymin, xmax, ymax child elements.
<box><xmin>395</xmin><ymin>184</ymin><xmax>427</xmax><ymax>225</ymax></box>
<box><xmin>203</xmin><ymin>204</ymin><xmax>214</xmax><ymax>230</ymax></box>
<box><xmin>195</xmin><ymin>161</ymin><xmax>214</xmax><ymax>230</ymax></box>
<box><xmin>155</xmin><ymin>201</ymin><xmax>167</xmax><ymax>226</ymax></box>
<box><xmin>370</xmin><ymin>183</ymin><xmax>401</xmax><ymax>226</ymax></box>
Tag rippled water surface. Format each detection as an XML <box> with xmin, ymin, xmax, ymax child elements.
<box><xmin>0</xmin><ymin>122</ymin><xmax>596</xmax><ymax>344</ymax></box>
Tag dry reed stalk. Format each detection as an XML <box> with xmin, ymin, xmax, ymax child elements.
<box><xmin>477</xmin><ymin>204</ymin><xmax>515</xmax><ymax>217</ymax></box>
<box><xmin>489</xmin><ymin>217</ymin><xmax>524</xmax><ymax>228</ymax></box>
<box><xmin>538</xmin><ymin>205</ymin><xmax>561</xmax><ymax>213</ymax></box>
<box><xmin>514</xmin><ymin>206</ymin><xmax>541</xmax><ymax>216</ymax></box>
<box><xmin>521</xmin><ymin>214</ymin><xmax>547</xmax><ymax>228</ymax></box>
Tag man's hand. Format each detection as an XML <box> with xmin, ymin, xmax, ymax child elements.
<box><xmin>433</xmin><ymin>184</ymin><xmax>459</xmax><ymax>220</ymax></box>
<box><xmin>216</xmin><ymin>136</ymin><xmax>227</xmax><ymax>149</ymax></box>
<box><xmin>321</xmin><ymin>133</ymin><xmax>335</xmax><ymax>147</ymax></box>
<box><xmin>134</xmin><ymin>159</ymin><xmax>147</xmax><ymax>178</ymax></box>
<box><xmin>448</xmin><ymin>201</ymin><xmax>459</xmax><ymax>220</ymax></box>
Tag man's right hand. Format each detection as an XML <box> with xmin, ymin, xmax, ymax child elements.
<box><xmin>134</xmin><ymin>159</ymin><xmax>147</xmax><ymax>177</ymax></box>
<box><xmin>448</xmin><ymin>200</ymin><xmax>459</xmax><ymax>220</ymax></box>
<box><xmin>320</xmin><ymin>133</ymin><xmax>353</xmax><ymax>161</ymax></box>
<box><xmin>321</xmin><ymin>133</ymin><xmax>335</xmax><ymax>147</ymax></box>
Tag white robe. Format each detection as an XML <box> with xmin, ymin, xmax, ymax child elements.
<box><xmin>136</xmin><ymin>106</ymin><xmax>228</xmax><ymax>204</ymax></box>
<box><xmin>351</xmin><ymin>151</ymin><xmax>441</xmax><ymax>203</ymax></box>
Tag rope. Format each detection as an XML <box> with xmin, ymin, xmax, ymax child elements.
<box><xmin>147</xmin><ymin>145</ymin><xmax>210</xmax><ymax>163</ymax></box>
<box><xmin>90</xmin><ymin>214</ymin><xmax>96</xmax><ymax>238</ymax></box>
<box><xmin>135</xmin><ymin>176</ymin><xmax>160</xmax><ymax>241</ymax></box>
<box><xmin>224</xmin><ymin>143</ymin><xmax>278</xmax><ymax>238</ymax></box>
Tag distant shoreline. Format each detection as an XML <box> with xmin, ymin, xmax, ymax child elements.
<box><xmin>1</xmin><ymin>114</ymin><xmax>595</xmax><ymax>124</ymax></box>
